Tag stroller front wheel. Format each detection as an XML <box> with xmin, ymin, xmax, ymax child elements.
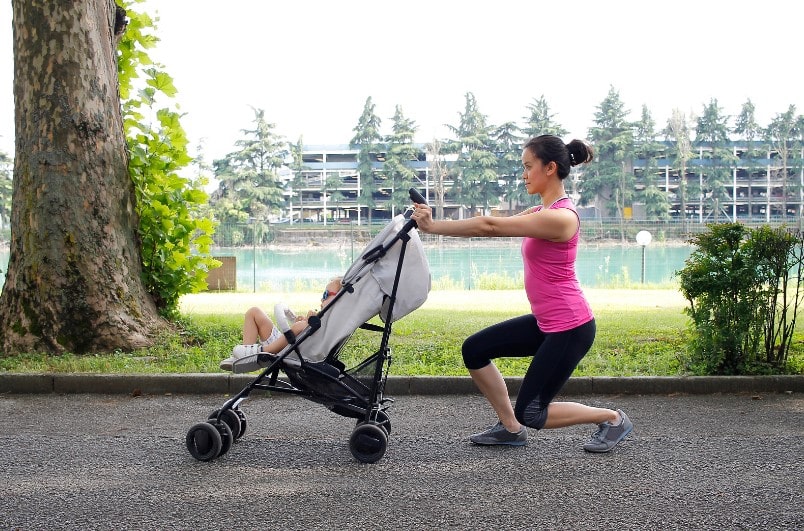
<box><xmin>185</xmin><ymin>422</ymin><xmax>223</xmax><ymax>461</ymax></box>
<box><xmin>209</xmin><ymin>419</ymin><xmax>234</xmax><ymax>457</ymax></box>
<box><xmin>357</xmin><ymin>410</ymin><xmax>391</xmax><ymax>436</ymax></box>
<box><xmin>234</xmin><ymin>409</ymin><xmax>248</xmax><ymax>439</ymax></box>
<box><xmin>349</xmin><ymin>423</ymin><xmax>388</xmax><ymax>464</ymax></box>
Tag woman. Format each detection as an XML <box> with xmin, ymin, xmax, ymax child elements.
<box><xmin>410</xmin><ymin>135</ymin><xmax>632</xmax><ymax>452</ymax></box>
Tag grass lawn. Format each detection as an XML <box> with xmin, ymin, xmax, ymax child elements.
<box><xmin>1</xmin><ymin>288</ymin><xmax>703</xmax><ymax>377</ymax></box>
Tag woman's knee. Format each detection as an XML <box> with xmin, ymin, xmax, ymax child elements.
<box><xmin>515</xmin><ymin>399</ymin><xmax>548</xmax><ymax>430</ymax></box>
<box><xmin>461</xmin><ymin>337</ymin><xmax>490</xmax><ymax>370</ymax></box>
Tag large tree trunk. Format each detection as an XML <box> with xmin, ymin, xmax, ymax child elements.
<box><xmin>0</xmin><ymin>0</ymin><xmax>164</xmax><ymax>354</ymax></box>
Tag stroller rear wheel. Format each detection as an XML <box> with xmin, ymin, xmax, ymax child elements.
<box><xmin>185</xmin><ymin>422</ymin><xmax>223</xmax><ymax>461</ymax></box>
<box><xmin>349</xmin><ymin>423</ymin><xmax>388</xmax><ymax>464</ymax></box>
<box><xmin>208</xmin><ymin>408</ymin><xmax>243</xmax><ymax>440</ymax></box>
<box><xmin>357</xmin><ymin>410</ymin><xmax>391</xmax><ymax>436</ymax></box>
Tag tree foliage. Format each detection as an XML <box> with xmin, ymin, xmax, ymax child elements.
<box><xmin>117</xmin><ymin>0</ymin><xmax>218</xmax><ymax>317</ymax></box>
<box><xmin>522</xmin><ymin>95</ymin><xmax>568</xmax><ymax>139</ymax></box>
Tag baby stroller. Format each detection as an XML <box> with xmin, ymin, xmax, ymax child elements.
<box><xmin>185</xmin><ymin>189</ymin><xmax>431</xmax><ymax>464</ymax></box>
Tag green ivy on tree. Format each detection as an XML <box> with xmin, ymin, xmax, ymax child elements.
<box><xmin>116</xmin><ymin>0</ymin><xmax>218</xmax><ymax>317</ymax></box>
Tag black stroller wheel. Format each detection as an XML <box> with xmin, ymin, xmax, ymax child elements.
<box><xmin>209</xmin><ymin>419</ymin><xmax>234</xmax><ymax>457</ymax></box>
<box><xmin>349</xmin><ymin>423</ymin><xmax>388</xmax><ymax>464</ymax></box>
<box><xmin>208</xmin><ymin>408</ymin><xmax>242</xmax><ymax>440</ymax></box>
<box><xmin>234</xmin><ymin>409</ymin><xmax>248</xmax><ymax>439</ymax></box>
<box><xmin>185</xmin><ymin>422</ymin><xmax>223</xmax><ymax>461</ymax></box>
<box><xmin>357</xmin><ymin>410</ymin><xmax>391</xmax><ymax>436</ymax></box>
<box><xmin>373</xmin><ymin>410</ymin><xmax>391</xmax><ymax>436</ymax></box>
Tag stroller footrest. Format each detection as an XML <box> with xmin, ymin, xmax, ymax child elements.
<box><xmin>231</xmin><ymin>352</ymin><xmax>279</xmax><ymax>374</ymax></box>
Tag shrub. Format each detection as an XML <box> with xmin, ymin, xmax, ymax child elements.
<box><xmin>677</xmin><ymin>223</ymin><xmax>803</xmax><ymax>374</ymax></box>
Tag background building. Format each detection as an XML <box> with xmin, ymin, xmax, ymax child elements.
<box><xmin>288</xmin><ymin>143</ymin><xmax>804</xmax><ymax>227</ymax></box>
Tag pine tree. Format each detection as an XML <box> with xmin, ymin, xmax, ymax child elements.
<box><xmin>349</xmin><ymin>97</ymin><xmax>384</xmax><ymax>225</ymax></box>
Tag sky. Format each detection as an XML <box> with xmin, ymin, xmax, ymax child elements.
<box><xmin>1</xmin><ymin>0</ymin><xmax>803</xmax><ymax>164</ymax></box>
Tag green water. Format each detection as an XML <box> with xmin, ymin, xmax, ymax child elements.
<box><xmin>0</xmin><ymin>244</ymin><xmax>692</xmax><ymax>292</ymax></box>
<box><xmin>211</xmin><ymin>243</ymin><xmax>692</xmax><ymax>292</ymax></box>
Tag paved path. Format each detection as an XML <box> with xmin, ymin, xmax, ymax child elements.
<box><xmin>0</xmin><ymin>392</ymin><xmax>801</xmax><ymax>530</ymax></box>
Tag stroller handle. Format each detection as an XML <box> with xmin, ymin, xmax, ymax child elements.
<box><xmin>364</xmin><ymin>188</ymin><xmax>429</xmax><ymax>263</ymax></box>
<box><xmin>409</xmin><ymin>187</ymin><xmax>427</xmax><ymax>206</ymax></box>
<box><xmin>404</xmin><ymin>188</ymin><xmax>428</xmax><ymax>230</ymax></box>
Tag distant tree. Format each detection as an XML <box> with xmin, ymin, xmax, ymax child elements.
<box><xmin>765</xmin><ymin>105</ymin><xmax>800</xmax><ymax>218</ymax></box>
<box><xmin>587</xmin><ymin>86</ymin><xmax>634</xmax><ymax>240</ymax></box>
<box><xmin>695</xmin><ymin>98</ymin><xmax>736</xmax><ymax>222</ymax></box>
<box><xmin>665</xmin><ymin>108</ymin><xmax>694</xmax><ymax>231</ymax></box>
<box><xmin>425</xmin><ymin>138</ymin><xmax>448</xmax><ymax>223</ymax></box>
<box><xmin>633</xmin><ymin>105</ymin><xmax>670</xmax><ymax>221</ymax></box>
<box><xmin>349</xmin><ymin>97</ymin><xmax>384</xmax><ymax>225</ymax></box>
<box><xmin>321</xmin><ymin>171</ymin><xmax>344</xmax><ymax>223</ymax></box>
<box><xmin>383</xmin><ymin>105</ymin><xmax>419</xmax><ymax>215</ymax></box>
<box><xmin>0</xmin><ymin>149</ymin><xmax>11</xmax><ymax>235</ymax></box>
<box><xmin>795</xmin><ymin>114</ymin><xmax>804</xmax><ymax>216</ymax></box>
<box><xmin>733</xmin><ymin>99</ymin><xmax>761</xmax><ymax>221</ymax></box>
<box><xmin>522</xmin><ymin>95</ymin><xmax>568</xmax><ymax>139</ymax></box>
<box><xmin>490</xmin><ymin>121</ymin><xmax>527</xmax><ymax>214</ymax></box>
<box><xmin>445</xmin><ymin>92</ymin><xmax>499</xmax><ymax>216</ymax></box>
<box><xmin>287</xmin><ymin>136</ymin><xmax>308</xmax><ymax>224</ymax></box>
<box><xmin>211</xmin><ymin>107</ymin><xmax>287</xmax><ymax>231</ymax></box>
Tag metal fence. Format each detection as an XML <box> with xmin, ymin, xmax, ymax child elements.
<box><xmin>211</xmin><ymin>217</ymin><xmax>804</xmax><ymax>248</ymax></box>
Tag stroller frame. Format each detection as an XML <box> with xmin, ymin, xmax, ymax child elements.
<box><xmin>186</xmin><ymin>196</ymin><xmax>426</xmax><ymax>464</ymax></box>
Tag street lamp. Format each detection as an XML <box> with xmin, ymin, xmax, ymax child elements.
<box><xmin>635</xmin><ymin>230</ymin><xmax>652</xmax><ymax>284</ymax></box>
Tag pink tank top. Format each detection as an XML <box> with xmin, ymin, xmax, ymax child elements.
<box><xmin>521</xmin><ymin>197</ymin><xmax>594</xmax><ymax>333</ymax></box>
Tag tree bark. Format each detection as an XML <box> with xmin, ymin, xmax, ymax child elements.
<box><xmin>0</xmin><ymin>0</ymin><xmax>164</xmax><ymax>354</ymax></box>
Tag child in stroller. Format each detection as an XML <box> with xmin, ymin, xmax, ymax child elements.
<box><xmin>185</xmin><ymin>189</ymin><xmax>431</xmax><ymax>464</ymax></box>
<box><xmin>219</xmin><ymin>277</ymin><xmax>343</xmax><ymax>371</ymax></box>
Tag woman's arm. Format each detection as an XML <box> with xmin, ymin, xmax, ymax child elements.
<box><xmin>411</xmin><ymin>203</ymin><xmax>578</xmax><ymax>242</ymax></box>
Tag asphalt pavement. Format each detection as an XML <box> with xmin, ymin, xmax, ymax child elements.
<box><xmin>0</xmin><ymin>388</ymin><xmax>801</xmax><ymax>530</ymax></box>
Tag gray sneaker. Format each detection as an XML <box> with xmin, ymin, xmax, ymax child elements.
<box><xmin>583</xmin><ymin>409</ymin><xmax>633</xmax><ymax>453</ymax></box>
<box><xmin>470</xmin><ymin>421</ymin><xmax>527</xmax><ymax>446</ymax></box>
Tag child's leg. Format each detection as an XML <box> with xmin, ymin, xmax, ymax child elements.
<box><xmin>242</xmin><ymin>307</ymin><xmax>275</xmax><ymax>344</ymax></box>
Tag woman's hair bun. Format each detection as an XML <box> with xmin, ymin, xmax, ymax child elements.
<box><xmin>566</xmin><ymin>139</ymin><xmax>594</xmax><ymax>166</ymax></box>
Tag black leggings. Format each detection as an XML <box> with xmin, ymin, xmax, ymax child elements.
<box><xmin>462</xmin><ymin>315</ymin><xmax>596</xmax><ymax>430</ymax></box>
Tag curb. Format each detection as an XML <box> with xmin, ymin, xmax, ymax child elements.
<box><xmin>0</xmin><ymin>373</ymin><xmax>801</xmax><ymax>396</ymax></box>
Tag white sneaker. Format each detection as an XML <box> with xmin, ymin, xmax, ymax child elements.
<box><xmin>232</xmin><ymin>343</ymin><xmax>262</xmax><ymax>358</ymax></box>
<box><xmin>219</xmin><ymin>343</ymin><xmax>262</xmax><ymax>371</ymax></box>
